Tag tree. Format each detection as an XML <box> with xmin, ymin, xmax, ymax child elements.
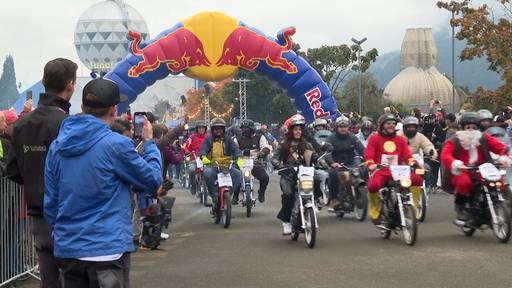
<box><xmin>0</xmin><ymin>56</ymin><xmax>20</xmax><ymax>109</ymax></box>
<box><xmin>437</xmin><ymin>0</ymin><xmax>512</xmax><ymax>111</ymax></box>
<box><xmin>339</xmin><ymin>72</ymin><xmax>397</xmax><ymax>120</ymax></box>
<box><xmin>306</xmin><ymin>44</ymin><xmax>378</xmax><ymax>95</ymax></box>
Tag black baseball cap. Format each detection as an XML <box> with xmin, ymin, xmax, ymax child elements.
<box><xmin>82</xmin><ymin>79</ymin><xmax>120</xmax><ymax>108</ymax></box>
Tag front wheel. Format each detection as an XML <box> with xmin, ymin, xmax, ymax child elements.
<box><xmin>354</xmin><ymin>185</ymin><xmax>368</xmax><ymax>221</ymax></box>
<box><xmin>402</xmin><ymin>204</ymin><xmax>418</xmax><ymax>246</ymax></box>
<box><xmin>418</xmin><ymin>189</ymin><xmax>427</xmax><ymax>223</ymax></box>
<box><xmin>245</xmin><ymin>188</ymin><xmax>252</xmax><ymax>218</ymax></box>
<box><xmin>223</xmin><ymin>191</ymin><xmax>232</xmax><ymax>229</ymax></box>
<box><xmin>492</xmin><ymin>203</ymin><xmax>511</xmax><ymax>243</ymax></box>
<box><xmin>461</xmin><ymin>226</ymin><xmax>476</xmax><ymax>236</ymax></box>
<box><xmin>304</xmin><ymin>207</ymin><xmax>317</xmax><ymax>248</ymax></box>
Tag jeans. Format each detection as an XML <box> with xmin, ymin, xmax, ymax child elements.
<box><xmin>424</xmin><ymin>159</ymin><xmax>439</xmax><ymax>188</ymax></box>
<box><xmin>277</xmin><ymin>175</ymin><xmax>296</xmax><ymax>223</ymax></box>
<box><xmin>30</xmin><ymin>216</ymin><xmax>60</xmax><ymax>288</ymax></box>
<box><xmin>314</xmin><ymin>169</ymin><xmax>328</xmax><ymax>201</ymax></box>
<box><xmin>203</xmin><ymin>166</ymin><xmax>242</xmax><ymax>198</ymax></box>
<box><xmin>58</xmin><ymin>253</ymin><xmax>131</xmax><ymax>288</ymax></box>
<box><xmin>168</xmin><ymin>163</ymin><xmax>182</xmax><ymax>180</ymax></box>
<box><xmin>188</xmin><ymin>161</ymin><xmax>197</xmax><ymax>193</ymax></box>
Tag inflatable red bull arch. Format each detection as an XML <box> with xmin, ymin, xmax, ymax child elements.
<box><xmin>105</xmin><ymin>11</ymin><xmax>340</xmax><ymax>122</ymax></box>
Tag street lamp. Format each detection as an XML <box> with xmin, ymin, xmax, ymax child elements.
<box><xmin>351</xmin><ymin>37</ymin><xmax>367</xmax><ymax>116</ymax></box>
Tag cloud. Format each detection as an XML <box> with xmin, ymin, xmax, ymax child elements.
<box><xmin>0</xmin><ymin>0</ymin><xmax>452</xmax><ymax>90</ymax></box>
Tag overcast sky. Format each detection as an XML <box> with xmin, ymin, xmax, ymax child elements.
<box><xmin>1</xmin><ymin>0</ymin><xmax>458</xmax><ymax>90</ymax></box>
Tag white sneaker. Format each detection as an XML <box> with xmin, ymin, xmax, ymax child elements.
<box><xmin>160</xmin><ymin>232</ymin><xmax>170</xmax><ymax>239</ymax></box>
<box><xmin>282</xmin><ymin>222</ymin><xmax>292</xmax><ymax>236</ymax></box>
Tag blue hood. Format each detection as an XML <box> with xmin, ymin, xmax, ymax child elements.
<box><xmin>53</xmin><ymin>114</ymin><xmax>112</xmax><ymax>157</ymax></box>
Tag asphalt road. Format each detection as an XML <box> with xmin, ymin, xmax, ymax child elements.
<box><xmin>14</xmin><ymin>174</ymin><xmax>512</xmax><ymax>288</ymax></box>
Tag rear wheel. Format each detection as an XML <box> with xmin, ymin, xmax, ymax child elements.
<box><xmin>354</xmin><ymin>185</ymin><xmax>368</xmax><ymax>221</ymax></box>
<box><xmin>223</xmin><ymin>191</ymin><xmax>232</xmax><ymax>228</ymax></box>
<box><xmin>418</xmin><ymin>189</ymin><xmax>427</xmax><ymax>222</ymax></box>
<box><xmin>402</xmin><ymin>204</ymin><xmax>418</xmax><ymax>246</ymax></box>
<box><xmin>492</xmin><ymin>203</ymin><xmax>511</xmax><ymax>243</ymax></box>
<box><xmin>304</xmin><ymin>207</ymin><xmax>317</xmax><ymax>248</ymax></box>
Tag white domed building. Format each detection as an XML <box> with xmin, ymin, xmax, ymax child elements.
<box><xmin>383</xmin><ymin>28</ymin><xmax>463</xmax><ymax>112</ymax></box>
<box><xmin>74</xmin><ymin>0</ymin><xmax>150</xmax><ymax>74</ymax></box>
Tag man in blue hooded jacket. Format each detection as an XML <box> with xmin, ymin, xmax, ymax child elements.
<box><xmin>44</xmin><ymin>78</ymin><xmax>162</xmax><ymax>288</ymax></box>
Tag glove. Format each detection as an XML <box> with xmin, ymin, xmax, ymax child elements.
<box><xmin>236</xmin><ymin>157</ymin><xmax>244</xmax><ymax>169</ymax></box>
<box><xmin>201</xmin><ymin>156</ymin><xmax>211</xmax><ymax>165</ymax></box>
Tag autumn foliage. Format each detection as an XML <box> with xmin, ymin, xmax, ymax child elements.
<box><xmin>437</xmin><ymin>0</ymin><xmax>512</xmax><ymax>110</ymax></box>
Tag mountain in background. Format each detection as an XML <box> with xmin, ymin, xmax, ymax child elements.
<box><xmin>370</xmin><ymin>27</ymin><xmax>503</xmax><ymax>92</ymax></box>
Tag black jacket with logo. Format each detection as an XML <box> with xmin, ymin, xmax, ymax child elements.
<box><xmin>7</xmin><ymin>93</ymin><xmax>70</xmax><ymax>216</ymax></box>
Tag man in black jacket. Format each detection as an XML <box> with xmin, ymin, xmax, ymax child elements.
<box><xmin>7</xmin><ymin>58</ymin><xmax>77</xmax><ymax>288</ymax></box>
<box><xmin>325</xmin><ymin>116</ymin><xmax>365</xmax><ymax>210</ymax></box>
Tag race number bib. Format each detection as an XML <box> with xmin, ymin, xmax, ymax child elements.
<box><xmin>217</xmin><ymin>173</ymin><xmax>233</xmax><ymax>187</ymax></box>
<box><xmin>196</xmin><ymin>158</ymin><xmax>204</xmax><ymax>169</ymax></box>
<box><xmin>390</xmin><ymin>165</ymin><xmax>411</xmax><ymax>181</ymax></box>
<box><xmin>381</xmin><ymin>155</ymin><xmax>398</xmax><ymax>166</ymax></box>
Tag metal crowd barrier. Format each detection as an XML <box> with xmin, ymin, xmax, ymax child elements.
<box><xmin>0</xmin><ymin>178</ymin><xmax>40</xmax><ymax>287</ymax></box>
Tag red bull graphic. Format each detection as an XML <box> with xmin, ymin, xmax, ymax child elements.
<box><xmin>215</xmin><ymin>27</ymin><xmax>297</xmax><ymax>74</ymax></box>
<box><xmin>127</xmin><ymin>28</ymin><xmax>211</xmax><ymax>77</ymax></box>
<box><xmin>305</xmin><ymin>87</ymin><xmax>330</xmax><ymax>119</ymax></box>
<box><xmin>104</xmin><ymin>11</ymin><xmax>340</xmax><ymax>122</ymax></box>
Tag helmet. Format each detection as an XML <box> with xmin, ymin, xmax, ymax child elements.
<box><xmin>313</xmin><ymin>118</ymin><xmax>328</xmax><ymax>128</ymax></box>
<box><xmin>478</xmin><ymin>109</ymin><xmax>493</xmax><ymax>121</ymax></box>
<box><xmin>485</xmin><ymin>126</ymin><xmax>507</xmax><ymax>138</ymax></box>
<box><xmin>254</xmin><ymin>122</ymin><xmax>262</xmax><ymax>131</ymax></box>
<box><xmin>195</xmin><ymin>120</ymin><xmax>207</xmax><ymax>128</ymax></box>
<box><xmin>403</xmin><ymin>116</ymin><xmax>419</xmax><ymax>127</ymax></box>
<box><xmin>334</xmin><ymin>116</ymin><xmax>350</xmax><ymax>127</ymax></box>
<box><xmin>240</xmin><ymin>119</ymin><xmax>255</xmax><ymax>130</ymax></box>
<box><xmin>458</xmin><ymin>112</ymin><xmax>481</xmax><ymax>127</ymax></box>
<box><xmin>361</xmin><ymin>120</ymin><xmax>373</xmax><ymax>130</ymax></box>
<box><xmin>378</xmin><ymin>113</ymin><xmax>397</xmax><ymax>130</ymax></box>
<box><xmin>210</xmin><ymin>117</ymin><xmax>226</xmax><ymax>128</ymax></box>
<box><xmin>284</xmin><ymin>114</ymin><xmax>305</xmax><ymax>130</ymax></box>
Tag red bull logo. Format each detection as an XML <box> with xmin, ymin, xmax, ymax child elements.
<box><xmin>127</xmin><ymin>28</ymin><xmax>211</xmax><ymax>78</ymax></box>
<box><xmin>215</xmin><ymin>26</ymin><xmax>298</xmax><ymax>74</ymax></box>
<box><xmin>305</xmin><ymin>87</ymin><xmax>330</xmax><ymax>119</ymax></box>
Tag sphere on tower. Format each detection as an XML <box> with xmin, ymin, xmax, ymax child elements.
<box><xmin>74</xmin><ymin>0</ymin><xmax>149</xmax><ymax>74</ymax></box>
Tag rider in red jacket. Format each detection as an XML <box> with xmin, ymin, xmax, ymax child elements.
<box><xmin>441</xmin><ymin>112</ymin><xmax>509</xmax><ymax>220</ymax></box>
<box><xmin>365</xmin><ymin>113</ymin><xmax>423</xmax><ymax>227</ymax></box>
<box><xmin>183</xmin><ymin>120</ymin><xmax>208</xmax><ymax>194</ymax></box>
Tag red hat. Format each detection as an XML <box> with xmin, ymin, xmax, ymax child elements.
<box><xmin>3</xmin><ymin>110</ymin><xmax>18</xmax><ymax>125</ymax></box>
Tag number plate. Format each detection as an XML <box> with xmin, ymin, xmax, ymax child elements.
<box><xmin>390</xmin><ymin>165</ymin><xmax>411</xmax><ymax>181</ymax></box>
<box><xmin>479</xmin><ymin>163</ymin><xmax>500</xmax><ymax>181</ymax></box>
<box><xmin>299</xmin><ymin>166</ymin><xmax>315</xmax><ymax>178</ymax></box>
<box><xmin>217</xmin><ymin>173</ymin><xmax>233</xmax><ymax>187</ymax></box>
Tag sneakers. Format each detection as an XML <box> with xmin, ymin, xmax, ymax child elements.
<box><xmin>258</xmin><ymin>191</ymin><xmax>265</xmax><ymax>203</ymax></box>
<box><xmin>160</xmin><ymin>232</ymin><xmax>170</xmax><ymax>239</ymax></box>
<box><xmin>232</xmin><ymin>196</ymin><xmax>239</xmax><ymax>205</ymax></box>
<box><xmin>282</xmin><ymin>222</ymin><xmax>292</xmax><ymax>235</ymax></box>
<box><xmin>327</xmin><ymin>199</ymin><xmax>341</xmax><ymax>210</ymax></box>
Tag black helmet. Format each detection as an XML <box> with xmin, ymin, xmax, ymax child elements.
<box><xmin>210</xmin><ymin>117</ymin><xmax>226</xmax><ymax>128</ymax></box>
<box><xmin>240</xmin><ymin>119</ymin><xmax>255</xmax><ymax>130</ymax></box>
<box><xmin>378</xmin><ymin>113</ymin><xmax>397</xmax><ymax>130</ymax></box>
<box><xmin>403</xmin><ymin>116</ymin><xmax>419</xmax><ymax>127</ymax></box>
<box><xmin>459</xmin><ymin>112</ymin><xmax>481</xmax><ymax>128</ymax></box>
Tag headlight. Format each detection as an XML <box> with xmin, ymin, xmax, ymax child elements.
<box><xmin>496</xmin><ymin>182</ymin><xmax>503</xmax><ymax>187</ymax></box>
<box><xmin>300</xmin><ymin>180</ymin><xmax>314</xmax><ymax>192</ymax></box>
<box><xmin>244</xmin><ymin>170</ymin><xmax>251</xmax><ymax>178</ymax></box>
<box><xmin>400</xmin><ymin>178</ymin><xmax>412</xmax><ymax>188</ymax></box>
<box><xmin>500</xmin><ymin>169</ymin><xmax>507</xmax><ymax>176</ymax></box>
<box><xmin>489</xmin><ymin>182</ymin><xmax>496</xmax><ymax>187</ymax></box>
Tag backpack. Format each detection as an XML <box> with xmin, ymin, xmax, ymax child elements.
<box><xmin>440</xmin><ymin>134</ymin><xmax>492</xmax><ymax>194</ymax></box>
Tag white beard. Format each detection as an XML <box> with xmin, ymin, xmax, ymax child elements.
<box><xmin>455</xmin><ymin>130</ymin><xmax>482</xmax><ymax>164</ymax></box>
